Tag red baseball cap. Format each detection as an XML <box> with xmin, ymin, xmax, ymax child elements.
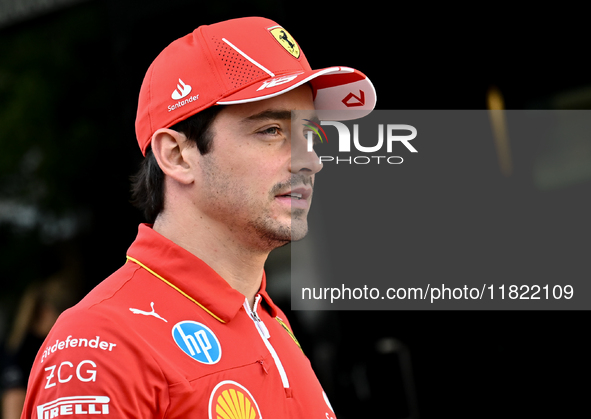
<box><xmin>135</xmin><ymin>16</ymin><xmax>376</xmax><ymax>155</ymax></box>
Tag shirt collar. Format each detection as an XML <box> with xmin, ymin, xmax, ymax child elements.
<box><xmin>126</xmin><ymin>224</ymin><xmax>278</xmax><ymax>323</ymax></box>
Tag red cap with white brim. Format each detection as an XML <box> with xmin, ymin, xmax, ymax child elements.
<box><xmin>135</xmin><ymin>16</ymin><xmax>376</xmax><ymax>155</ymax></box>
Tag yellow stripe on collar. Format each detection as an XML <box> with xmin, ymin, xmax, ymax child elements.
<box><xmin>126</xmin><ymin>255</ymin><xmax>226</xmax><ymax>324</ymax></box>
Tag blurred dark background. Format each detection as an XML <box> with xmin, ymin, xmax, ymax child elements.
<box><xmin>1</xmin><ymin>1</ymin><xmax>590</xmax><ymax>418</ymax></box>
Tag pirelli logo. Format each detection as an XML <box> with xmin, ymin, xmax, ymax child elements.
<box><xmin>37</xmin><ymin>396</ymin><xmax>110</xmax><ymax>418</ymax></box>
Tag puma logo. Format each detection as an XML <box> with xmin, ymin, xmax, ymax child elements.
<box><xmin>129</xmin><ymin>302</ymin><xmax>168</xmax><ymax>322</ymax></box>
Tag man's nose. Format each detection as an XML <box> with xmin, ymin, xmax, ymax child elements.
<box><xmin>290</xmin><ymin>131</ymin><xmax>323</xmax><ymax>175</ymax></box>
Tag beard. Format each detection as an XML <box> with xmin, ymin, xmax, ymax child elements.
<box><xmin>200</xmin><ymin>155</ymin><xmax>313</xmax><ymax>252</ymax></box>
<box><xmin>265</xmin><ymin>173</ymin><xmax>313</xmax><ymax>243</ymax></box>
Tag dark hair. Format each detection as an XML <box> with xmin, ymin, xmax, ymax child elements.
<box><xmin>130</xmin><ymin>106</ymin><xmax>223</xmax><ymax>222</ymax></box>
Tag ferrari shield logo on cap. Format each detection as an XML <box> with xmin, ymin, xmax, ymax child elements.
<box><xmin>268</xmin><ymin>26</ymin><xmax>300</xmax><ymax>59</ymax></box>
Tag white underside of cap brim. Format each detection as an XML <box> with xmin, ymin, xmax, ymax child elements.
<box><xmin>314</xmin><ymin>78</ymin><xmax>377</xmax><ymax>121</ymax></box>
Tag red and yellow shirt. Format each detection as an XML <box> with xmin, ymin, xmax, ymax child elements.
<box><xmin>21</xmin><ymin>224</ymin><xmax>336</xmax><ymax>419</ymax></box>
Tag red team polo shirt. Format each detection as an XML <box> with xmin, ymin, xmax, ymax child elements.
<box><xmin>21</xmin><ymin>224</ymin><xmax>336</xmax><ymax>419</ymax></box>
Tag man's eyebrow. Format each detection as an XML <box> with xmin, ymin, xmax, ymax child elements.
<box><xmin>242</xmin><ymin>109</ymin><xmax>293</xmax><ymax>123</ymax></box>
<box><xmin>306</xmin><ymin>115</ymin><xmax>321</xmax><ymax>125</ymax></box>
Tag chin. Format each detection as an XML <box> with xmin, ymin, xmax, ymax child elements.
<box><xmin>289</xmin><ymin>222</ymin><xmax>309</xmax><ymax>242</ymax></box>
<box><xmin>249</xmin><ymin>218</ymin><xmax>308</xmax><ymax>251</ymax></box>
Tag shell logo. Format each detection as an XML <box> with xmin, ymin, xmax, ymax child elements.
<box><xmin>209</xmin><ymin>381</ymin><xmax>262</xmax><ymax>419</ymax></box>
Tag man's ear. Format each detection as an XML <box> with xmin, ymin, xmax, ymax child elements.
<box><xmin>150</xmin><ymin>128</ymin><xmax>195</xmax><ymax>185</ymax></box>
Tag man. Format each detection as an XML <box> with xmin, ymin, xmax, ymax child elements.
<box><xmin>20</xmin><ymin>16</ymin><xmax>375</xmax><ymax>418</ymax></box>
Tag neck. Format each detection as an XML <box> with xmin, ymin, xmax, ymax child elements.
<box><xmin>153</xmin><ymin>211</ymin><xmax>270</xmax><ymax>308</ymax></box>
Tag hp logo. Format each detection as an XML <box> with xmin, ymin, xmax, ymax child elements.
<box><xmin>172</xmin><ymin>321</ymin><xmax>221</xmax><ymax>364</ymax></box>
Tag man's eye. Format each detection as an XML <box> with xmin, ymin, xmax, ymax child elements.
<box><xmin>261</xmin><ymin>127</ymin><xmax>280</xmax><ymax>135</ymax></box>
<box><xmin>304</xmin><ymin>129</ymin><xmax>321</xmax><ymax>144</ymax></box>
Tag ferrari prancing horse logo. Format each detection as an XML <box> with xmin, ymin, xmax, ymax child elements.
<box><xmin>268</xmin><ymin>26</ymin><xmax>300</xmax><ymax>59</ymax></box>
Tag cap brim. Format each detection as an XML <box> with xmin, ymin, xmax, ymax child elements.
<box><xmin>216</xmin><ymin>66</ymin><xmax>376</xmax><ymax>121</ymax></box>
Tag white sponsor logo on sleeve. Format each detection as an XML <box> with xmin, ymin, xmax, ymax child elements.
<box><xmin>41</xmin><ymin>336</ymin><xmax>117</xmax><ymax>364</ymax></box>
<box><xmin>44</xmin><ymin>360</ymin><xmax>97</xmax><ymax>389</ymax></box>
<box><xmin>37</xmin><ymin>396</ymin><xmax>109</xmax><ymax>418</ymax></box>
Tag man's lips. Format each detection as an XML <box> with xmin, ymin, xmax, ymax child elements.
<box><xmin>274</xmin><ymin>187</ymin><xmax>312</xmax><ymax>210</ymax></box>
<box><xmin>275</xmin><ymin>186</ymin><xmax>312</xmax><ymax>200</ymax></box>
